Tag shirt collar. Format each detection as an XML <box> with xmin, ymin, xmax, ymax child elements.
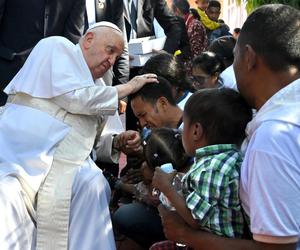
<box><xmin>176</xmin><ymin>90</ymin><xmax>189</xmax><ymax>104</ymax></box>
<box><xmin>246</xmin><ymin>77</ymin><xmax>300</xmax><ymax>138</ymax></box>
<box><xmin>195</xmin><ymin>144</ymin><xmax>238</xmax><ymax>159</ymax></box>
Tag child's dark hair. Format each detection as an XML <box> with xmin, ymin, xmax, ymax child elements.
<box><xmin>208</xmin><ymin>35</ymin><xmax>236</xmax><ymax>68</ymax></box>
<box><xmin>192</xmin><ymin>51</ymin><xmax>225</xmax><ymax>76</ymax></box>
<box><xmin>184</xmin><ymin>88</ymin><xmax>252</xmax><ymax>147</ymax></box>
<box><xmin>143</xmin><ymin>128</ymin><xmax>191</xmax><ymax>171</ymax></box>
<box><xmin>208</xmin><ymin>0</ymin><xmax>221</xmax><ymax>9</ymax></box>
<box><xmin>234</xmin><ymin>27</ymin><xmax>241</xmax><ymax>34</ymax></box>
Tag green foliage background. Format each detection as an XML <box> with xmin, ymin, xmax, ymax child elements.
<box><xmin>237</xmin><ymin>0</ymin><xmax>300</xmax><ymax>13</ymax></box>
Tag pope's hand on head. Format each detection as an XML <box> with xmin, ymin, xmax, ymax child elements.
<box><xmin>115</xmin><ymin>73</ymin><xmax>158</xmax><ymax>99</ymax></box>
<box><xmin>128</xmin><ymin>73</ymin><xmax>158</xmax><ymax>93</ymax></box>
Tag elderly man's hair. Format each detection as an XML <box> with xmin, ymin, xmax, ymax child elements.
<box><xmin>238</xmin><ymin>4</ymin><xmax>300</xmax><ymax>71</ymax></box>
<box><xmin>130</xmin><ymin>76</ymin><xmax>177</xmax><ymax>106</ymax></box>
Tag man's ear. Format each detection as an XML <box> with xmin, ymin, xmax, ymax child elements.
<box><xmin>82</xmin><ymin>32</ymin><xmax>94</xmax><ymax>50</ymax></box>
<box><xmin>193</xmin><ymin>122</ymin><xmax>204</xmax><ymax>141</ymax></box>
<box><xmin>156</xmin><ymin>96</ymin><xmax>169</xmax><ymax>112</ymax></box>
<box><xmin>245</xmin><ymin>44</ymin><xmax>256</xmax><ymax>71</ymax></box>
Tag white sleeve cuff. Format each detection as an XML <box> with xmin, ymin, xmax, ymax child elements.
<box><xmin>94</xmin><ymin>133</ymin><xmax>120</xmax><ymax>164</ymax></box>
<box><xmin>253</xmin><ymin>234</ymin><xmax>299</xmax><ymax>244</ymax></box>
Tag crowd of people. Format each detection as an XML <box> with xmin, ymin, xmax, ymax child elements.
<box><xmin>0</xmin><ymin>1</ymin><xmax>299</xmax><ymax>250</ymax></box>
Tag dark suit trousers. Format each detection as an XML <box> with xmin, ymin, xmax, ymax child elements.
<box><xmin>0</xmin><ymin>58</ymin><xmax>22</xmax><ymax>106</ymax></box>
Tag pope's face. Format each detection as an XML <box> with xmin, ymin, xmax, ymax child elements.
<box><xmin>84</xmin><ymin>29</ymin><xmax>124</xmax><ymax>80</ymax></box>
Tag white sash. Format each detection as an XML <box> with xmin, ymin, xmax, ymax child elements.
<box><xmin>10</xmin><ymin>93</ymin><xmax>97</xmax><ymax>250</ymax></box>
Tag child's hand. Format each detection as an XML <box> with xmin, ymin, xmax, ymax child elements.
<box><xmin>152</xmin><ymin>167</ymin><xmax>176</xmax><ymax>194</ymax></box>
<box><xmin>143</xmin><ymin>192</ymin><xmax>161</xmax><ymax>207</ymax></box>
<box><xmin>158</xmin><ymin>204</ymin><xmax>190</xmax><ymax>243</ymax></box>
<box><xmin>123</xmin><ymin>168</ymin><xmax>143</xmax><ymax>184</ymax></box>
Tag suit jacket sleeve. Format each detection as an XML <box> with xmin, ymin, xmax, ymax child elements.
<box><xmin>63</xmin><ymin>0</ymin><xmax>86</xmax><ymax>44</ymax></box>
<box><xmin>0</xmin><ymin>0</ymin><xmax>4</xmax><ymax>24</ymax></box>
<box><xmin>112</xmin><ymin>0</ymin><xmax>129</xmax><ymax>85</ymax></box>
<box><xmin>154</xmin><ymin>0</ymin><xmax>183</xmax><ymax>54</ymax></box>
<box><xmin>94</xmin><ymin>133</ymin><xmax>120</xmax><ymax>163</ymax></box>
<box><xmin>0</xmin><ymin>0</ymin><xmax>15</xmax><ymax>61</ymax></box>
<box><xmin>113</xmin><ymin>42</ymin><xmax>129</xmax><ymax>85</ymax></box>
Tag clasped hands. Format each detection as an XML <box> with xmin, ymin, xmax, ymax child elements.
<box><xmin>113</xmin><ymin>130</ymin><xmax>143</xmax><ymax>155</ymax></box>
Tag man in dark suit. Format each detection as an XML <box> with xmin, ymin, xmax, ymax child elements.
<box><xmin>123</xmin><ymin>0</ymin><xmax>183</xmax><ymax>55</ymax></box>
<box><xmin>0</xmin><ymin>0</ymin><xmax>86</xmax><ymax>105</ymax></box>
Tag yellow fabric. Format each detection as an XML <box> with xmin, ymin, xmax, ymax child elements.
<box><xmin>196</xmin><ymin>7</ymin><xmax>220</xmax><ymax>30</ymax></box>
<box><xmin>174</xmin><ymin>50</ymin><xmax>182</xmax><ymax>57</ymax></box>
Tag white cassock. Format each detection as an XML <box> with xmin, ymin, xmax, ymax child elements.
<box><xmin>0</xmin><ymin>36</ymin><xmax>118</xmax><ymax>250</ymax></box>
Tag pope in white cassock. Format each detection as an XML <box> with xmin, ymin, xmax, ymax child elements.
<box><xmin>0</xmin><ymin>22</ymin><xmax>157</xmax><ymax>250</ymax></box>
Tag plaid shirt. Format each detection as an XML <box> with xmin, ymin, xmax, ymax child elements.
<box><xmin>182</xmin><ymin>144</ymin><xmax>245</xmax><ymax>238</ymax></box>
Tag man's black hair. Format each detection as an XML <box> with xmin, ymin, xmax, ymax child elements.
<box><xmin>192</xmin><ymin>51</ymin><xmax>225</xmax><ymax>76</ymax></box>
<box><xmin>140</xmin><ymin>52</ymin><xmax>194</xmax><ymax>93</ymax></box>
<box><xmin>238</xmin><ymin>4</ymin><xmax>300</xmax><ymax>71</ymax></box>
<box><xmin>208</xmin><ymin>35</ymin><xmax>236</xmax><ymax>67</ymax></box>
<box><xmin>208</xmin><ymin>0</ymin><xmax>221</xmax><ymax>9</ymax></box>
<box><xmin>172</xmin><ymin>0</ymin><xmax>190</xmax><ymax>14</ymax></box>
<box><xmin>233</xmin><ymin>27</ymin><xmax>241</xmax><ymax>34</ymax></box>
<box><xmin>129</xmin><ymin>76</ymin><xmax>177</xmax><ymax>106</ymax></box>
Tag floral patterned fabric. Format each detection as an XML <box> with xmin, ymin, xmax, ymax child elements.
<box><xmin>184</xmin><ymin>14</ymin><xmax>208</xmax><ymax>59</ymax></box>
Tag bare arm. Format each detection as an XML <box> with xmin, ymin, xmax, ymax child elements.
<box><xmin>158</xmin><ymin>205</ymin><xmax>297</xmax><ymax>250</ymax></box>
<box><xmin>152</xmin><ymin>168</ymin><xmax>199</xmax><ymax>229</ymax></box>
<box><xmin>118</xmin><ymin>182</ymin><xmax>135</xmax><ymax>194</ymax></box>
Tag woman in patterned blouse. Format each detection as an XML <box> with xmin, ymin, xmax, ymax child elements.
<box><xmin>171</xmin><ymin>0</ymin><xmax>208</xmax><ymax>59</ymax></box>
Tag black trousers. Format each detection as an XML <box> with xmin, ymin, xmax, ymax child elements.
<box><xmin>126</xmin><ymin>67</ymin><xmax>142</xmax><ymax>131</ymax></box>
<box><xmin>0</xmin><ymin>90</ymin><xmax>7</xmax><ymax>106</ymax></box>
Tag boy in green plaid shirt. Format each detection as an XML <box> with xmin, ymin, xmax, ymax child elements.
<box><xmin>151</xmin><ymin>88</ymin><xmax>252</xmax><ymax>249</ymax></box>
